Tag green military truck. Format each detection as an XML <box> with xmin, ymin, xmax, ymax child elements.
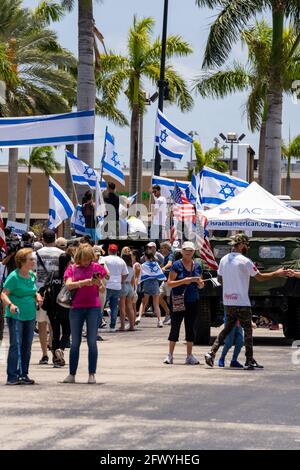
<box><xmin>194</xmin><ymin>237</ymin><xmax>300</xmax><ymax>345</ymax></box>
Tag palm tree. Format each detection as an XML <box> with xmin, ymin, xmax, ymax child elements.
<box><xmin>0</xmin><ymin>0</ymin><xmax>76</xmax><ymax>221</ymax></box>
<box><xmin>96</xmin><ymin>16</ymin><xmax>193</xmax><ymax>195</ymax></box>
<box><xmin>195</xmin><ymin>0</ymin><xmax>300</xmax><ymax>194</ymax></box>
<box><xmin>19</xmin><ymin>147</ymin><xmax>61</xmax><ymax>228</ymax></box>
<box><xmin>282</xmin><ymin>134</ymin><xmax>300</xmax><ymax>196</ymax></box>
<box><xmin>194</xmin><ymin>21</ymin><xmax>300</xmax><ymax>185</ymax></box>
<box><xmin>188</xmin><ymin>141</ymin><xmax>227</xmax><ymax>179</ymax></box>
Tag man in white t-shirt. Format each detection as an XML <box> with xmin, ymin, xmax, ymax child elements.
<box><xmin>34</xmin><ymin>229</ymin><xmax>64</xmax><ymax>365</ymax></box>
<box><xmin>151</xmin><ymin>185</ymin><xmax>167</xmax><ymax>239</ymax></box>
<box><xmin>104</xmin><ymin>244</ymin><xmax>128</xmax><ymax>332</ymax></box>
<box><xmin>205</xmin><ymin>234</ymin><xmax>287</xmax><ymax>370</ymax></box>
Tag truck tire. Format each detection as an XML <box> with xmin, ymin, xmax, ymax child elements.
<box><xmin>193</xmin><ymin>297</ymin><xmax>211</xmax><ymax>345</ymax></box>
<box><xmin>284</xmin><ymin>300</ymin><xmax>300</xmax><ymax>340</ymax></box>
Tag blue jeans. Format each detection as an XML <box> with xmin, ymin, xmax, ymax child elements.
<box><xmin>106</xmin><ymin>289</ymin><xmax>121</xmax><ymax>329</ymax></box>
<box><xmin>69</xmin><ymin>307</ymin><xmax>100</xmax><ymax>375</ymax></box>
<box><xmin>7</xmin><ymin>317</ymin><xmax>35</xmax><ymax>382</ymax></box>
<box><xmin>220</xmin><ymin>307</ymin><xmax>244</xmax><ymax>362</ymax></box>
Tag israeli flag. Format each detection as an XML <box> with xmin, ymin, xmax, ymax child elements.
<box><xmin>139</xmin><ymin>261</ymin><xmax>167</xmax><ymax>284</ymax></box>
<box><xmin>48</xmin><ymin>177</ymin><xmax>75</xmax><ymax>229</ymax></box>
<box><xmin>100</xmin><ymin>179</ymin><xmax>107</xmax><ymax>191</ymax></box>
<box><xmin>102</xmin><ymin>130</ymin><xmax>125</xmax><ymax>186</ymax></box>
<box><xmin>200</xmin><ymin>166</ymin><xmax>249</xmax><ymax>208</ymax></box>
<box><xmin>155</xmin><ymin>109</ymin><xmax>193</xmax><ymax>160</ymax></box>
<box><xmin>128</xmin><ymin>192</ymin><xmax>138</xmax><ymax>205</ymax></box>
<box><xmin>66</xmin><ymin>150</ymin><xmax>97</xmax><ymax>188</ymax></box>
<box><xmin>0</xmin><ymin>110</ymin><xmax>94</xmax><ymax>148</ymax></box>
<box><xmin>151</xmin><ymin>175</ymin><xmax>190</xmax><ymax>199</ymax></box>
<box><xmin>71</xmin><ymin>205</ymin><xmax>86</xmax><ymax>235</ymax></box>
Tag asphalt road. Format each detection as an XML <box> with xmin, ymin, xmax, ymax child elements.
<box><xmin>0</xmin><ymin>320</ymin><xmax>299</xmax><ymax>450</ymax></box>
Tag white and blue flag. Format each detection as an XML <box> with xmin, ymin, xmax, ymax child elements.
<box><xmin>128</xmin><ymin>192</ymin><xmax>138</xmax><ymax>205</ymax></box>
<box><xmin>0</xmin><ymin>110</ymin><xmax>94</xmax><ymax>148</ymax></box>
<box><xmin>66</xmin><ymin>150</ymin><xmax>97</xmax><ymax>188</ymax></box>
<box><xmin>102</xmin><ymin>130</ymin><xmax>125</xmax><ymax>186</ymax></box>
<box><xmin>187</xmin><ymin>171</ymin><xmax>203</xmax><ymax>211</ymax></box>
<box><xmin>48</xmin><ymin>177</ymin><xmax>75</xmax><ymax>229</ymax></box>
<box><xmin>151</xmin><ymin>175</ymin><xmax>190</xmax><ymax>200</ymax></box>
<box><xmin>200</xmin><ymin>166</ymin><xmax>249</xmax><ymax>208</ymax></box>
<box><xmin>155</xmin><ymin>109</ymin><xmax>193</xmax><ymax>160</ymax></box>
<box><xmin>139</xmin><ymin>262</ymin><xmax>167</xmax><ymax>284</ymax></box>
<box><xmin>71</xmin><ymin>205</ymin><xmax>86</xmax><ymax>235</ymax></box>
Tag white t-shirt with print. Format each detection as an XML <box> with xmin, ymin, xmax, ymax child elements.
<box><xmin>104</xmin><ymin>255</ymin><xmax>129</xmax><ymax>291</ymax></box>
<box><xmin>218</xmin><ymin>252</ymin><xmax>259</xmax><ymax>306</ymax></box>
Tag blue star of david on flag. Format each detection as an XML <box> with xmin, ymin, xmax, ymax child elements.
<box><xmin>219</xmin><ymin>183</ymin><xmax>236</xmax><ymax>199</ymax></box>
<box><xmin>79</xmin><ymin>214</ymin><xmax>85</xmax><ymax>225</ymax></box>
<box><xmin>149</xmin><ymin>262</ymin><xmax>160</xmax><ymax>273</ymax></box>
<box><xmin>102</xmin><ymin>130</ymin><xmax>125</xmax><ymax>186</ymax></box>
<box><xmin>111</xmin><ymin>151</ymin><xmax>121</xmax><ymax>167</ymax></box>
<box><xmin>83</xmin><ymin>166</ymin><xmax>96</xmax><ymax>178</ymax></box>
<box><xmin>160</xmin><ymin>129</ymin><xmax>168</xmax><ymax>144</ymax></box>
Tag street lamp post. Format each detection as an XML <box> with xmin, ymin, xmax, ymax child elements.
<box><xmin>154</xmin><ymin>0</ymin><xmax>169</xmax><ymax>177</ymax></box>
<box><xmin>188</xmin><ymin>131</ymin><xmax>199</xmax><ymax>163</ymax></box>
<box><xmin>219</xmin><ymin>132</ymin><xmax>246</xmax><ymax>175</ymax></box>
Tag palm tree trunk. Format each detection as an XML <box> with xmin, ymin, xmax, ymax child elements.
<box><xmin>263</xmin><ymin>5</ymin><xmax>284</xmax><ymax>195</ymax></box>
<box><xmin>129</xmin><ymin>104</ymin><xmax>139</xmax><ymax>195</ymax></box>
<box><xmin>258</xmin><ymin>121</ymin><xmax>266</xmax><ymax>186</ymax></box>
<box><xmin>8</xmin><ymin>148</ymin><xmax>18</xmax><ymax>221</ymax></box>
<box><xmin>24</xmin><ymin>172</ymin><xmax>32</xmax><ymax>229</ymax></box>
<box><xmin>129</xmin><ymin>76</ymin><xmax>140</xmax><ymax>195</ymax></box>
<box><xmin>286</xmin><ymin>155</ymin><xmax>291</xmax><ymax>196</ymax></box>
<box><xmin>64</xmin><ymin>144</ymin><xmax>75</xmax><ymax>238</ymax></box>
<box><xmin>77</xmin><ymin>0</ymin><xmax>95</xmax><ymax>168</ymax></box>
<box><xmin>137</xmin><ymin>110</ymin><xmax>143</xmax><ymax>204</ymax></box>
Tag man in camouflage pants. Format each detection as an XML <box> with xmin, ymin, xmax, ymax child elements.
<box><xmin>205</xmin><ymin>234</ymin><xmax>287</xmax><ymax>370</ymax></box>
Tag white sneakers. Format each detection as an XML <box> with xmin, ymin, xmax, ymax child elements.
<box><xmin>157</xmin><ymin>320</ymin><xmax>164</xmax><ymax>328</ymax></box>
<box><xmin>88</xmin><ymin>374</ymin><xmax>96</xmax><ymax>384</ymax></box>
<box><xmin>63</xmin><ymin>374</ymin><xmax>96</xmax><ymax>384</ymax></box>
<box><xmin>163</xmin><ymin>354</ymin><xmax>173</xmax><ymax>364</ymax></box>
<box><xmin>163</xmin><ymin>354</ymin><xmax>200</xmax><ymax>365</ymax></box>
<box><xmin>109</xmin><ymin>328</ymin><xmax>117</xmax><ymax>333</ymax></box>
<box><xmin>185</xmin><ymin>355</ymin><xmax>200</xmax><ymax>365</ymax></box>
<box><xmin>63</xmin><ymin>374</ymin><xmax>75</xmax><ymax>383</ymax></box>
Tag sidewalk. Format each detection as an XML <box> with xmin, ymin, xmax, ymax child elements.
<box><xmin>0</xmin><ymin>319</ymin><xmax>299</xmax><ymax>450</ymax></box>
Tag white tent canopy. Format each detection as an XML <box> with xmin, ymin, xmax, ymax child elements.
<box><xmin>205</xmin><ymin>181</ymin><xmax>300</xmax><ymax>232</ymax></box>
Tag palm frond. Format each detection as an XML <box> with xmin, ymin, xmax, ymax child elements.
<box><xmin>202</xmin><ymin>0</ymin><xmax>265</xmax><ymax>67</ymax></box>
<box><xmin>194</xmin><ymin>64</ymin><xmax>251</xmax><ymax>98</ymax></box>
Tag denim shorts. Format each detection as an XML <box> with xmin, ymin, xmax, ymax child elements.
<box><xmin>143</xmin><ymin>279</ymin><xmax>160</xmax><ymax>296</ymax></box>
<box><xmin>121</xmin><ymin>283</ymin><xmax>133</xmax><ymax>298</ymax></box>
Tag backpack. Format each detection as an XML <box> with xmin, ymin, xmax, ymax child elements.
<box><xmin>36</xmin><ymin>252</ymin><xmax>58</xmax><ymax>314</ymax></box>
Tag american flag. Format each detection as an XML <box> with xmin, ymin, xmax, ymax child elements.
<box><xmin>0</xmin><ymin>207</ymin><xmax>6</xmax><ymax>250</ymax></box>
<box><xmin>194</xmin><ymin>211</ymin><xmax>218</xmax><ymax>270</ymax></box>
<box><xmin>173</xmin><ymin>183</ymin><xmax>196</xmax><ymax>222</ymax></box>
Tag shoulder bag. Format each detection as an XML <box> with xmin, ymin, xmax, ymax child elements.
<box><xmin>56</xmin><ymin>264</ymin><xmax>78</xmax><ymax>309</ymax></box>
<box><xmin>171</xmin><ymin>261</ymin><xmax>194</xmax><ymax>313</ymax></box>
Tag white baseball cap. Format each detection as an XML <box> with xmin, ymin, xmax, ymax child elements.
<box><xmin>182</xmin><ymin>241</ymin><xmax>196</xmax><ymax>251</ymax></box>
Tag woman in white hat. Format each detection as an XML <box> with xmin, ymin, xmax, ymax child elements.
<box><xmin>164</xmin><ymin>241</ymin><xmax>204</xmax><ymax>365</ymax></box>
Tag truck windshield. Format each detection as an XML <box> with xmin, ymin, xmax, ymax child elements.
<box><xmin>213</xmin><ymin>245</ymin><xmax>231</xmax><ymax>259</ymax></box>
<box><xmin>259</xmin><ymin>246</ymin><xmax>286</xmax><ymax>259</ymax></box>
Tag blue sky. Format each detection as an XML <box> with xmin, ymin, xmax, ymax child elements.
<box><xmin>15</xmin><ymin>1</ymin><xmax>300</xmax><ymax>169</ymax></box>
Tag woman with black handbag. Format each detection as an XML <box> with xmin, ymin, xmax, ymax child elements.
<box><xmin>164</xmin><ymin>241</ymin><xmax>204</xmax><ymax>366</ymax></box>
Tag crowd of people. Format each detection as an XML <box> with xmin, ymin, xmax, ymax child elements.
<box><xmin>1</xmin><ymin>226</ymin><xmax>298</xmax><ymax>385</ymax></box>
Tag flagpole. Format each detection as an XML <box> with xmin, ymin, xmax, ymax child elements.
<box><xmin>100</xmin><ymin>126</ymin><xmax>108</xmax><ymax>186</ymax></box>
<box><xmin>66</xmin><ymin>157</ymin><xmax>79</xmax><ymax>206</ymax></box>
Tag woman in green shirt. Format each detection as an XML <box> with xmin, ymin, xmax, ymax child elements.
<box><xmin>1</xmin><ymin>248</ymin><xmax>43</xmax><ymax>385</ymax></box>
